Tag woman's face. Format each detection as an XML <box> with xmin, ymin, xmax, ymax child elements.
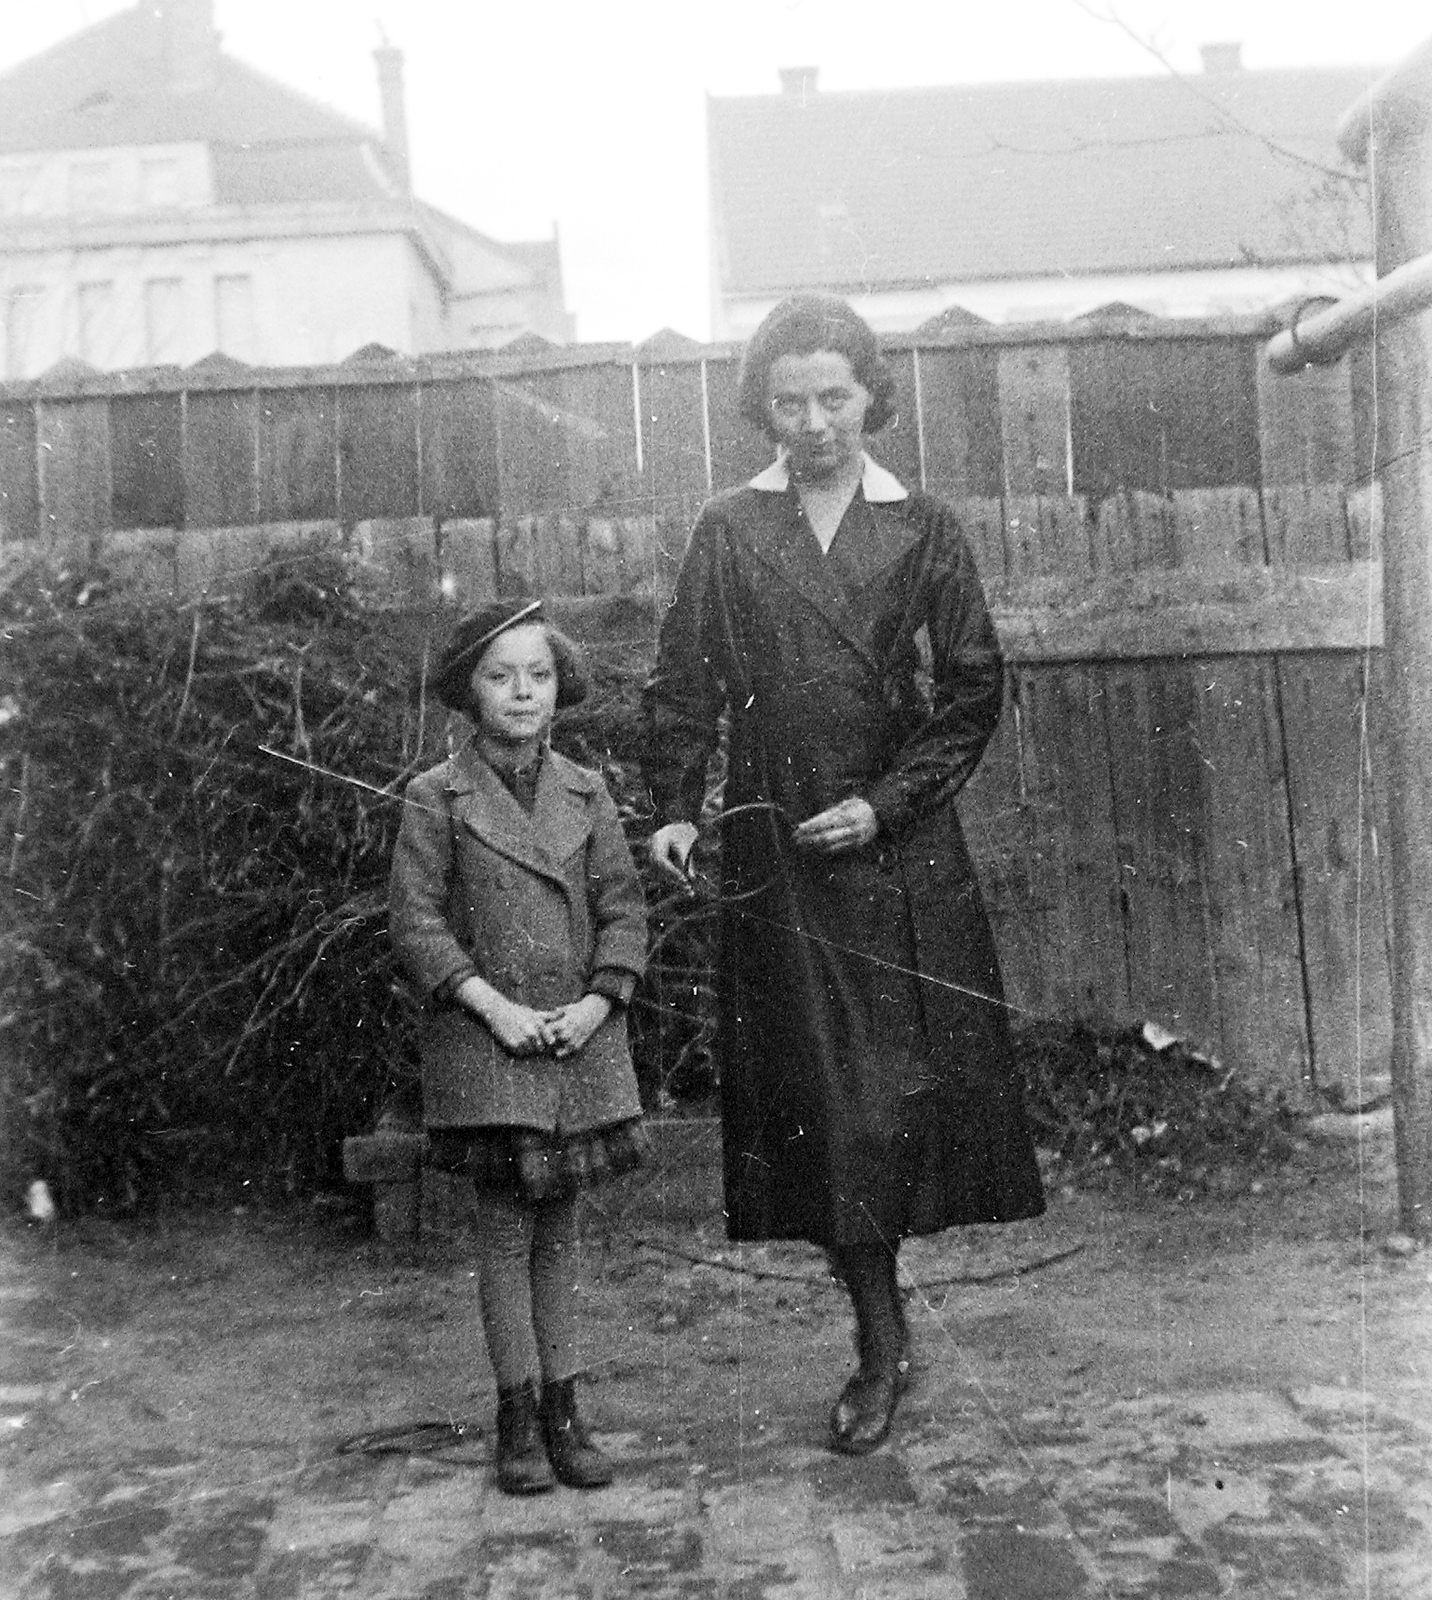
<box><xmin>765</xmin><ymin>349</ymin><xmax>871</xmax><ymax>484</ymax></box>
<box><xmin>469</xmin><ymin>623</ymin><xmax>558</xmax><ymax>747</ymax></box>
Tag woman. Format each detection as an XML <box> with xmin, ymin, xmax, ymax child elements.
<box><xmin>643</xmin><ymin>294</ymin><xmax>1044</xmax><ymax>1456</ymax></box>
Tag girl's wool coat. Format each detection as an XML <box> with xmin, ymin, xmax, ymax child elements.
<box><xmin>389</xmin><ymin>744</ymin><xmax>647</xmax><ymax>1134</ymax></box>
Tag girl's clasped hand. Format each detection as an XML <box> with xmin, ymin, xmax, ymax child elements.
<box><xmin>475</xmin><ymin>988</ymin><xmax>612</xmax><ymax>1060</ymax></box>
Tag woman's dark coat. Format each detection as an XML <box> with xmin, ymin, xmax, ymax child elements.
<box><xmin>389</xmin><ymin>744</ymin><xmax>646</xmax><ymax>1134</ymax></box>
<box><xmin>643</xmin><ymin>461</ymin><xmax>1045</xmax><ymax>1248</ymax></box>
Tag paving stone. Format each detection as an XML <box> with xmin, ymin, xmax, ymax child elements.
<box><xmin>1203</xmin><ymin>1522</ymin><xmax>1348</xmax><ymax>1595</ymax></box>
<box><xmin>1176</xmin><ymin>1390</ymin><xmax>1319</xmax><ymax>1446</ymax></box>
<box><xmin>958</xmin><ymin>1526</ymin><xmax>1091</xmax><ymax>1600</ymax></box>
<box><xmin>1167</xmin><ymin>1465</ymin><xmax>1273</xmax><ymax>1536</ymax></box>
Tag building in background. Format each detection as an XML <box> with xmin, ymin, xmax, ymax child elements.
<box><xmin>708</xmin><ymin>48</ymin><xmax>1375</xmax><ymax>339</ymax></box>
<box><xmin>0</xmin><ymin>0</ymin><xmax>571</xmax><ymax>378</ymax></box>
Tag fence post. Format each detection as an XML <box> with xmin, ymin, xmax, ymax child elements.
<box><xmin>1339</xmin><ymin>37</ymin><xmax>1432</xmax><ymax>1237</ymax></box>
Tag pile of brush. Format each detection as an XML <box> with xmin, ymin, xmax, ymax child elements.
<box><xmin>1016</xmin><ymin>1018</ymin><xmax>1305</xmax><ymax>1198</ymax></box>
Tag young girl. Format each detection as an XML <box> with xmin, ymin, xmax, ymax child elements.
<box><xmin>389</xmin><ymin>598</ymin><xmax>648</xmax><ymax>1495</ymax></box>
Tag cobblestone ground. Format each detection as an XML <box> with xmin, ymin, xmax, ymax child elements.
<box><xmin>3</xmin><ymin>1120</ymin><xmax>1430</xmax><ymax>1598</ymax></box>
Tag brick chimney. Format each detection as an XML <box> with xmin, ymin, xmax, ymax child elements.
<box><xmin>374</xmin><ymin>42</ymin><xmax>411</xmax><ymax>198</ymax></box>
<box><xmin>159</xmin><ymin>0</ymin><xmax>219</xmax><ymax>95</ymax></box>
<box><xmin>1200</xmin><ymin>42</ymin><xmax>1243</xmax><ymax>75</ymax></box>
<box><xmin>778</xmin><ymin>66</ymin><xmax>819</xmax><ymax>100</ymax></box>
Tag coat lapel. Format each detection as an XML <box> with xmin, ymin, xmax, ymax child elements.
<box><xmin>446</xmin><ymin>746</ymin><xmax>589</xmax><ymax>891</ymax></box>
<box><xmin>737</xmin><ymin>488</ymin><xmax>919</xmax><ymax>673</ymax></box>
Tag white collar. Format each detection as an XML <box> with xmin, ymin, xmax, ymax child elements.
<box><xmin>748</xmin><ymin>451</ymin><xmax>909</xmax><ymax>502</ymax></box>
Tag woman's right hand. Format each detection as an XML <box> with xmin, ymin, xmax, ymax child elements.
<box><xmin>649</xmin><ymin>821</ymin><xmax>699</xmax><ymax>887</ymax></box>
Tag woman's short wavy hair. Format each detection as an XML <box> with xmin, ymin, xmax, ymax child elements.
<box><xmin>737</xmin><ymin>294</ymin><xmax>898</xmax><ymax>436</ymax></box>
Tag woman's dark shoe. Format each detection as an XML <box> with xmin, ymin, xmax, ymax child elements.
<box><xmin>829</xmin><ymin>1354</ymin><xmax>912</xmax><ymax>1456</ymax></box>
<box><xmin>495</xmin><ymin>1379</ymin><xmax>556</xmax><ymax>1495</ymax></box>
<box><xmin>540</xmin><ymin>1376</ymin><xmax>614</xmax><ymax>1488</ymax></box>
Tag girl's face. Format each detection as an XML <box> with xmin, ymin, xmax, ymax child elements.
<box><xmin>469</xmin><ymin>623</ymin><xmax>558</xmax><ymax>748</ymax></box>
<box><xmin>766</xmin><ymin>349</ymin><xmax>871</xmax><ymax>484</ymax></box>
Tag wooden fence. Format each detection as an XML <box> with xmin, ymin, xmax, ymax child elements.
<box><xmin>0</xmin><ymin>318</ymin><xmax>1390</xmax><ymax>1102</ymax></box>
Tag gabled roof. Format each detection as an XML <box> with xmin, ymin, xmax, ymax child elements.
<box><xmin>418</xmin><ymin>203</ymin><xmax>560</xmax><ymax>299</ymax></box>
<box><xmin>0</xmin><ymin>6</ymin><xmax>380</xmax><ymax>159</ymax></box>
<box><xmin>710</xmin><ymin>66</ymin><xmax>1377</xmax><ymax>294</ymax></box>
<box><xmin>0</xmin><ymin>3</ymin><xmax>566</xmax><ymax>308</ymax></box>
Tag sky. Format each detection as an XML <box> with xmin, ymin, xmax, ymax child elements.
<box><xmin>0</xmin><ymin>0</ymin><xmax>1427</xmax><ymax>342</ymax></box>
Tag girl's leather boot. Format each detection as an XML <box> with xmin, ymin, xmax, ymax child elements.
<box><xmin>540</xmin><ymin>1376</ymin><xmax>614</xmax><ymax>1488</ymax></box>
<box><xmin>495</xmin><ymin>1379</ymin><xmax>556</xmax><ymax>1494</ymax></box>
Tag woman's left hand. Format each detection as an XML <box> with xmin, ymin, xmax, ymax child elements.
<box><xmin>791</xmin><ymin>796</ymin><xmax>879</xmax><ymax>855</ymax></box>
<box><xmin>541</xmin><ymin>994</ymin><xmax>613</xmax><ymax>1059</ymax></box>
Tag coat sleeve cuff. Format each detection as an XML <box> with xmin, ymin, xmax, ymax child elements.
<box><xmin>863</xmin><ymin>778</ymin><xmax>912</xmax><ymax>837</ymax></box>
<box><xmin>434</xmin><ymin>965</ymin><xmax>477</xmax><ymax>1005</ymax></box>
<box><xmin>588</xmin><ymin>968</ymin><xmax>637</xmax><ymax>1007</ymax></box>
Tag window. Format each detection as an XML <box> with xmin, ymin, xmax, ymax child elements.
<box><xmin>69</xmin><ymin>160</ymin><xmax>111</xmax><ymax>214</ymax></box>
<box><xmin>4</xmin><ymin>286</ymin><xmax>44</xmax><ymax>379</ymax></box>
<box><xmin>76</xmin><ymin>281</ymin><xmax>113</xmax><ymax>366</ymax></box>
<box><xmin>0</xmin><ymin>164</ymin><xmax>41</xmax><ymax>217</ymax></box>
<box><xmin>144</xmin><ymin>277</ymin><xmax>185</xmax><ymax>364</ymax></box>
<box><xmin>140</xmin><ymin>158</ymin><xmax>181</xmax><ymax>210</ymax></box>
<box><xmin>214</xmin><ymin>273</ymin><xmax>256</xmax><ymax>363</ymax></box>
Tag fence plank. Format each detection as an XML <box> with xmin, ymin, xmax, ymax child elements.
<box><xmin>1193</xmin><ymin>657</ymin><xmax>1312</xmax><ymax>1092</ymax></box>
<box><xmin>111</xmin><ymin>394</ymin><xmax>183</xmax><ymax>530</ymax></box>
<box><xmin>1091</xmin><ymin>486</ymin><xmax>1177</xmax><ymax>571</ymax></box>
<box><xmin>704</xmin><ymin>355</ymin><xmax>772</xmax><ymax>491</ymax></box>
<box><xmin>353</xmin><ymin>517</ymin><xmax>437</xmax><ymax>608</ymax></box>
<box><xmin>37</xmin><ymin>399</ymin><xmax>110</xmax><ymax>557</ymax></box>
<box><xmin>1003</xmin><ymin>494</ymin><xmax>1089</xmax><ymax>578</ymax></box>
<box><xmin>440</xmin><ymin>518</ymin><xmax>498</xmax><ymax>609</ymax></box>
<box><xmin>1171</xmin><ymin>486</ymin><xmax>1265</xmax><ymax>568</ymax></box>
<box><xmin>954</xmin><ymin>497</ymin><xmax>1008</xmax><ymax>583</ymax></box>
<box><xmin>958</xmin><ymin>674</ymin><xmax>1046</xmax><ymax>1018</ymax></box>
<box><xmin>184</xmin><ymin>389</ymin><xmax>258</xmax><ymax>528</ymax></box>
<box><xmin>495</xmin><ymin>376</ymin><xmax>567</xmax><ymax>518</ymax></box>
<box><xmin>998</xmin><ymin>345</ymin><xmax>1070</xmax><ymax>498</ymax></box>
<box><xmin>420</xmin><ymin>380</ymin><xmax>498</xmax><ymax>522</ymax></box>
<box><xmin>339</xmin><ymin>384</ymin><xmax>419</xmax><ymax>522</ymax></box>
<box><xmin>617</xmin><ymin>514</ymin><xmax>656</xmax><ymax>592</ymax></box>
<box><xmin>1265</xmin><ymin>429</ymin><xmax>1391</xmax><ymax>1100</ymax></box>
<box><xmin>1263</xmin><ymin>484</ymin><xmax>1353</xmax><ymax>566</ymax></box>
<box><xmin>0</xmin><ymin>401</ymin><xmax>39</xmax><ymax>544</ymax></box>
<box><xmin>987</xmin><ymin>562</ymin><xmax>1383</xmax><ymax>661</ymax></box>
<box><xmin>583</xmin><ymin>516</ymin><xmax>622</xmax><ymax>595</ymax></box>
<box><xmin>495</xmin><ymin>364</ymin><xmax>638</xmax><ymax>522</ymax></box>
<box><xmin>1102</xmin><ymin>660</ymin><xmax>1222</xmax><ymax>1046</ymax></box>
<box><xmin>1071</xmin><ymin>338</ymin><xmax>1261</xmax><ymax>495</ymax></box>
<box><xmin>558</xmin><ymin>363</ymin><xmax>643</xmax><ymax>513</ymax></box>
<box><xmin>260</xmin><ymin>387</ymin><xmax>336</xmax><ymax>521</ymax></box>
<box><xmin>1276</xmin><ymin>656</ymin><xmax>1392</xmax><ymax>1100</ymax></box>
<box><xmin>1017</xmin><ymin>663</ymin><xmax>1129</xmax><ymax>1024</ymax></box>
<box><xmin>872</xmin><ymin>347</ymin><xmax>921</xmax><ymax>490</ymax></box>
<box><xmin>1001</xmin><ymin>465</ymin><xmax>1127</xmax><ymax>1027</ymax></box>
<box><xmin>915</xmin><ymin>346</ymin><xmax>1004</xmax><ymax>500</ymax></box>
<box><xmin>1256</xmin><ymin>345</ymin><xmax>1354</xmax><ymax>487</ymax></box>
<box><xmin>639</xmin><ymin>358</ymin><xmax>708</xmax><ymax>601</ymax></box>
<box><xmin>173</xmin><ymin>521</ymin><xmax>339</xmax><ymax>601</ymax></box>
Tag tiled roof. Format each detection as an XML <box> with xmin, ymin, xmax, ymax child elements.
<box><xmin>213</xmin><ymin>143</ymin><xmax>395</xmax><ymax>208</ymax></box>
<box><xmin>0</xmin><ymin>4</ymin><xmax>562</xmax><ymax>303</ymax></box>
<box><xmin>0</xmin><ymin>7</ymin><xmax>377</xmax><ymax>156</ymax></box>
<box><xmin>710</xmin><ymin>68</ymin><xmax>1376</xmax><ymax>293</ymax></box>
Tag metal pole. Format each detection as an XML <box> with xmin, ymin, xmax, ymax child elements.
<box><xmin>1265</xmin><ymin>250</ymin><xmax>1432</xmax><ymax>373</ymax></box>
<box><xmin>1340</xmin><ymin>40</ymin><xmax>1432</xmax><ymax>1238</ymax></box>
